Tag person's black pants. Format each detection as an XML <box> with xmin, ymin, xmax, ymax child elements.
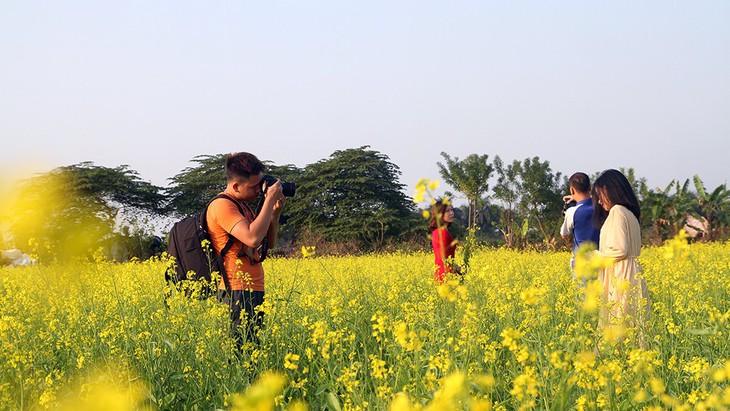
<box><xmin>217</xmin><ymin>289</ymin><xmax>264</xmax><ymax>347</ymax></box>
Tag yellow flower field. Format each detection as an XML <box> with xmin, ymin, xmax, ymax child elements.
<box><xmin>1</xmin><ymin>240</ymin><xmax>729</xmax><ymax>410</ymax></box>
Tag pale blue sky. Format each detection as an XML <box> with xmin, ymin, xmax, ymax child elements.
<box><xmin>1</xmin><ymin>1</ymin><xmax>729</xmax><ymax>202</ymax></box>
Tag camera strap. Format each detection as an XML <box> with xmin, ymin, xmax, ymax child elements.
<box><xmin>255</xmin><ymin>236</ymin><xmax>269</xmax><ymax>264</ymax></box>
<box><xmin>236</xmin><ymin>197</ymin><xmax>268</xmax><ymax>265</ymax></box>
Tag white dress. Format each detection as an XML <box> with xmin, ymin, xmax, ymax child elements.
<box><xmin>595</xmin><ymin>205</ymin><xmax>650</xmax><ymax>329</ymax></box>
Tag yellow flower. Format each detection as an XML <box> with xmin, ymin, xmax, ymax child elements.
<box><xmin>437</xmin><ymin>283</ymin><xmax>458</xmax><ymax>302</ymax></box>
<box><xmin>393</xmin><ymin>322</ymin><xmax>423</xmax><ymax>351</ymax></box>
<box><xmin>55</xmin><ymin>367</ymin><xmax>149</xmax><ymax>411</ymax></box>
<box><xmin>284</xmin><ymin>353</ymin><xmax>300</xmax><ymax>370</ymax></box>
<box><xmin>519</xmin><ymin>286</ymin><xmax>546</xmax><ymax>305</ymax></box>
<box><xmin>440</xmin><ymin>372</ymin><xmax>466</xmax><ymax>400</ymax></box>
<box><xmin>603</xmin><ymin>324</ymin><xmax>627</xmax><ymax>344</ymax></box>
<box><xmin>617</xmin><ymin>279</ymin><xmax>632</xmax><ymax>293</ymax></box>
<box><xmin>581</xmin><ymin>279</ymin><xmax>603</xmax><ymax>313</ymax></box>
<box><xmin>301</xmin><ymin>246</ymin><xmax>316</xmax><ymax>258</ymax></box>
<box><xmin>574</xmin><ymin>243</ymin><xmax>613</xmax><ymax>281</ymax></box>
<box><xmin>390</xmin><ymin>393</ymin><xmax>417</xmax><ymax>411</ymax></box>
<box><xmin>573</xmin><ymin>351</ymin><xmax>596</xmax><ymax>373</ymax></box>
<box><xmin>286</xmin><ymin>401</ymin><xmax>308</xmax><ymax>411</ymax></box>
<box><xmin>649</xmin><ymin>377</ymin><xmax>665</xmax><ymax>395</ymax></box>
<box><xmin>634</xmin><ymin>389</ymin><xmax>648</xmax><ymax>403</ymax></box>
<box><xmin>663</xmin><ymin>229</ymin><xmax>690</xmax><ymax>260</ymax></box>
<box><xmin>370</xmin><ymin>355</ymin><xmax>389</xmax><ymax>380</ymax></box>
<box><xmin>550</xmin><ymin>351</ymin><xmax>569</xmax><ymax>370</ymax></box>
<box><xmin>500</xmin><ymin>327</ymin><xmax>522</xmax><ymax>351</ymax></box>
<box><xmin>509</xmin><ymin>367</ymin><xmax>538</xmax><ymax>404</ymax></box>
<box><xmin>712</xmin><ymin>368</ymin><xmax>726</xmax><ymax>383</ymax></box>
<box><xmin>469</xmin><ymin>399</ymin><xmax>492</xmax><ymax>411</ymax></box>
<box><xmin>413</xmin><ymin>178</ymin><xmax>431</xmax><ymax>205</ymax></box>
<box><xmin>229</xmin><ymin>372</ymin><xmax>288</xmax><ymax>411</ymax></box>
<box><xmin>473</xmin><ymin>374</ymin><xmax>496</xmax><ymax>391</ymax></box>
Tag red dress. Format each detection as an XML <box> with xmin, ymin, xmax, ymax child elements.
<box><xmin>431</xmin><ymin>228</ymin><xmax>456</xmax><ymax>283</ymax></box>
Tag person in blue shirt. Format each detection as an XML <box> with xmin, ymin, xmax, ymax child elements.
<box><xmin>561</xmin><ymin>172</ymin><xmax>601</xmax><ymax>272</ymax></box>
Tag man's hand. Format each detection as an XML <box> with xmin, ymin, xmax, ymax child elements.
<box><xmin>273</xmin><ymin>197</ymin><xmax>286</xmax><ymax>216</ymax></box>
<box><xmin>263</xmin><ymin>179</ymin><xmax>285</xmax><ymax>204</ymax></box>
<box><xmin>230</xmin><ymin>179</ymin><xmax>284</xmax><ymax>248</ymax></box>
<box><xmin>563</xmin><ymin>194</ymin><xmax>575</xmax><ymax>203</ymax></box>
<box><xmin>264</xmin><ymin>180</ymin><xmax>285</xmax><ymax>248</ymax></box>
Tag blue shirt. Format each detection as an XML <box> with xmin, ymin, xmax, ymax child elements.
<box><xmin>561</xmin><ymin>199</ymin><xmax>600</xmax><ymax>252</ymax></box>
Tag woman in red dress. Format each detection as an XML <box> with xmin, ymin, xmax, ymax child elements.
<box><xmin>429</xmin><ymin>200</ymin><xmax>460</xmax><ymax>283</ymax></box>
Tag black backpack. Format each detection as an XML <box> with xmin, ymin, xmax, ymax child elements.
<box><xmin>165</xmin><ymin>194</ymin><xmax>244</xmax><ymax>294</ymax></box>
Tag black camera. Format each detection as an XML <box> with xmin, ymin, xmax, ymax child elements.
<box><xmin>562</xmin><ymin>200</ymin><xmax>577</xmax><ymax>215</ymax></box>
<box><xmin>260</xmin><ymin>175</ymin><xmax>296</xmax><ymax>197</ymax></box>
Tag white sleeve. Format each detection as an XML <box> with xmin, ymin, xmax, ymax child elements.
<box><xmin>560</xmin><ymin>206</ymin><xmax>576</xmax><ymax>236</ymax></box>
<box><xmin>594</xmin><ymin>208</ymin><xmax>629</xmax><ymax>261</ymax></box>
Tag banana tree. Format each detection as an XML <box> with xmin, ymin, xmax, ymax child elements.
<box><xmin>693</xmin><ymin>176</ymin><xmax>730</xmax><ymax>241</ymax></box>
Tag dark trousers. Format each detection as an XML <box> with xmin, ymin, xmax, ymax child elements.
<box><xmin>217</xmin><ymin>289</ymin><xmax>265</xmax><ymax>347</ymax></box>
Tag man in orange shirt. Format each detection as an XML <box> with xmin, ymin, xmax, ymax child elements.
<box><xmin>206</xmin><ymin>152</ymin><xmax>285</xmax><ymax>346</ymax></box>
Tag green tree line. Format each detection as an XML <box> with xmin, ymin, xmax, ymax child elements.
<box><xmin>438</xmin><ymin>153</ymin><xmax>730</xmax><ymax>249</ymax></box>
<box><xmin>2</xmin><ymin>148</ymin><xmax>728</xmax><ymax>261</ymax></box>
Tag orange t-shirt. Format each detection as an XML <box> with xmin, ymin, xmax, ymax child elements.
<box><xmin>206</xmin><ymin>193</ymin><xmax>265</xmax><ymax>291</ymax></box>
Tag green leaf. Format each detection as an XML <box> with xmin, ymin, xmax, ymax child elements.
<box><xmin>162</xmin><ymin>392</ymin><xmax>176</xmax><ymax>407</ymax></box>
<box><xmin>686</xmin><ymin>327</ymin><xmax>713</xmax><ymax>336</ymax></box>
<box><xmin>521</xmin><ymin>219</ymin><xmax>529</xmax><ymax>237</ymax></box>
<box><xmin>693</xmin><ymin>175</ymin><xmax>707</xmax><ymax>201</ymax></box>
<box><xmin>325</xmin><ymin>392</ymin><xmax>342</xmax><ymax>411</ymax></box>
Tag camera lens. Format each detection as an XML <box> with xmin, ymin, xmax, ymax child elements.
<box><xmin>260</xmin><ymin>175</ymin><xmax>296</xmax><ymax>197</ymax></box>
<box><xmin>282</xmin><ymin>182</ymin><xmax>296</xmax><ymax>197</ymax></box>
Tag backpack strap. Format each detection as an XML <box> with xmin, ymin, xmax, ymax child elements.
<box><xmin>205</xmin><ymin>194</ymin><xmax>246</xmax><ymax>292</ymax></box>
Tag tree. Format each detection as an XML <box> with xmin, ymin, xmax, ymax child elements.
<box><xmin>166</xmin><ymin>154</ymin><xmax>228</xmax><ymax>217</ymax></box>
<box><xmin>287</xmin><ymin>146</ymin><xmax>416</xmax><ymax>251</ymax></box>
<box><xmin>7</xmin><ymin>162</ymin><xmax>165</xmax><ymax>260</ymax></box>
<box><xmin>436</xmin><ymin>152</ymin><xmax>494</xmax><ymax>230</ymax></box>
<box><xmin>640</xmin><ymin>182</ymin><xmax>674</xmax><ymax>244</ymax></box>
<box><xmin>693</xmin><ymin>176</ymin><xmax>730</xmax><ymax>241</ymax></box>
<box><xmin>516</xmin><ymin>157</ymin><xmax>564</xmax><ymax>247</ymax></box>
<box><xmin>619</xmin><ymin>167</ymin><xmax>647</xmax><ymax>201</ymax></box>
<box><xmin>492</xmin><ymin>156</ymin><xmax>563</xmax><ymax>249</ymax></box>
<box><xmin>167</xmin><ymin>154</ymin><xmax>304</xmax><ymax>218</ymax></box>
<box><xmin>665</xmin><ymin>179</ymin><xmax>697</xmax><ymax>237</ymax></box>
<box><xmin>492</xmin><ymin>156</ymin><xmax>524</xmax><ymax>248</ymax></box>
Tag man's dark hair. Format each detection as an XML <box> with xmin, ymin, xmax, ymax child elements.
<box><xmin>226</xmin><ymin>152</ymin><xmax>265</xmax><ymax>182</ymax></box>
<box><xmin>569</xmin><ymin>172</ymin><xmax>591</xmax><ymax>194</ymax></box>
<box><xmin>591</xmin><ymin>169</ymin><xmax>641</xmax><ymax>229</ymax></box>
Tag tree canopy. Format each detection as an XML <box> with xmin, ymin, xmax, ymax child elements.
<box><xmin>490</xmin><ymin>156</ymin><xmax>564</xmax><ymax>248</ymax></box>
<box><xmin>437</xmin><ymin>152</ymin><xmax>493</xmax><ymax>229</ymax></box>
<box><xmin>287</xmin><ymin>146</ymin><xmax>417</xmax><ymax>250</ymax></box>
<box><xmin>163</xmin><ymin>148</ymin><xmax>417</xmax><ymax>252</ymax></box>
<box><xmin>166</xmin><ymin>154</ymin><xmax>228</xmax><ymax>217</ymax></box>
<box><xmin>166</xmin><ymin>154</ymin><xmax>305</xmax><ymax>218</ymax></box>
<box><xmin>5</xmin><ymin>162</ymin><xmax>165</xmax><ymax>260</ymax></box>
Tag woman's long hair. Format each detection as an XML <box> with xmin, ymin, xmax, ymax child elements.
<box><xmin>591</xmin><ymin>169</ymin><xmax>641</xmax><ymax>229</ymax></box>
<box><xmin>428</xmin><ymin>199</ymin><xmax>451</xmax><ymax>232</ymax></box>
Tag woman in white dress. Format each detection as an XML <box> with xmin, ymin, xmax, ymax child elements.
<box><xmin>591</xmin><ymin>169</ymin><xmax>650</xmax><ymax>341</ymax></box>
